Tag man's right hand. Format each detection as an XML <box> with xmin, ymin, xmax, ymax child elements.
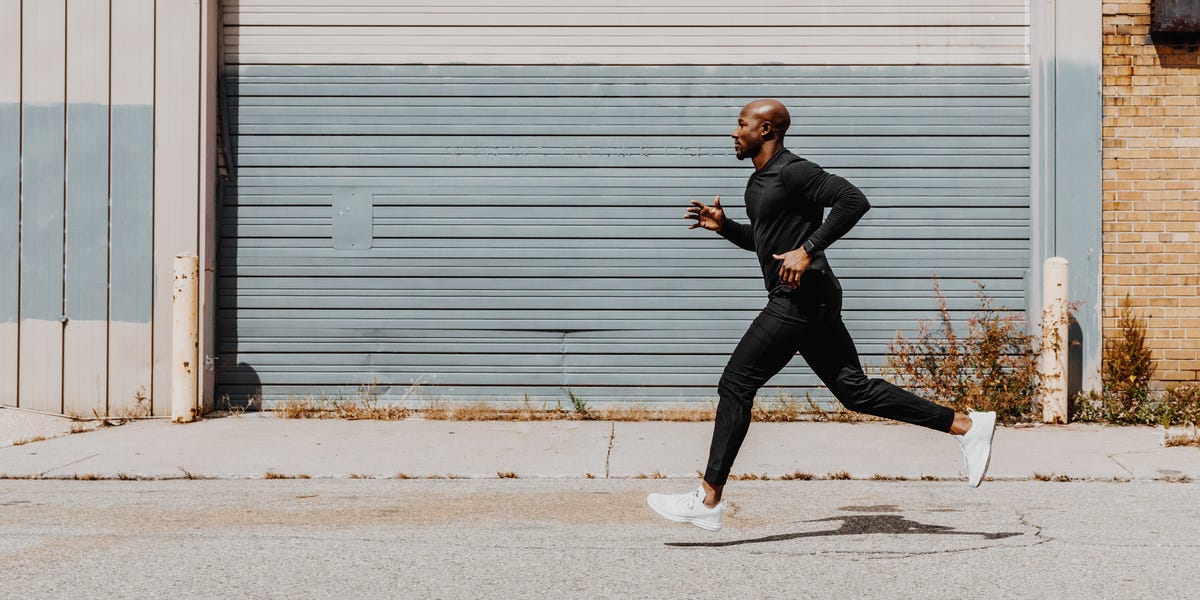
<box><xmin>685</xmin><ymin>196</ymin><xmax>725</xmax><ymax>232</ymax></box>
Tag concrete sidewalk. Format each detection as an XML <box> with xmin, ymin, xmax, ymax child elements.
<box><xmin>1</xmin><ymin>408</ymin><xmax>1198</xmax><ymax>482</ymax></box>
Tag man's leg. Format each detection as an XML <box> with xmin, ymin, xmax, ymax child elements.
<box><xmin>798</xmin><ymin>312</ymin><xmax>996</xmax><ymax>486</ymax></box>
<box><xmin>796</xmin><ymin>316</ymin><xmax>955</xmax><ymax>429</ymax></box>
<box><xmin>799</xmin><ymin>314</ymin><xmax>956</xmax><ymax>431</ymax></box>
<box><xmin>703</xmin><ymin>301</ymin><xmax>808</xmax><ymax>505</ymax></box>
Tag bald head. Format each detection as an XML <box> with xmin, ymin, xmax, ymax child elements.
<box><xmin>731</xmin><ymin>99</ymin><xmax>791</xmax><ymax>164</ymax></box>
<box><xmin>741</xmin><ymin>99</ymin><xmax>791</xmax><ymax>138</ymax></box>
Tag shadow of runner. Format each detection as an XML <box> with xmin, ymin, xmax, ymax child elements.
<box><xmin>667</xmin><ymin>514</ymin><xmax>1023</xmax><ymax>548</ymax></box>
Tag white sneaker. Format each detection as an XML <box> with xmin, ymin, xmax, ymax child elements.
<box><xmin>956</xmin><ymin>411</ymin><xmax>997</xmax><ymax>487</ymax></box>
<box><xmin>646</xmin><ymin>486</ymin><xmax>726</xmax><ymax>532</ymax></box>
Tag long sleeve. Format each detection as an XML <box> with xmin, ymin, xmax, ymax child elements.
<box><xmin>796</xmin><ymin>172</ymin><xmax>870</xmax><ymax>254</ymax></box>
<box><xmin>717</xmin><ymin>216</ymin><xmax>756</xmax><ymax>252</ymax></box>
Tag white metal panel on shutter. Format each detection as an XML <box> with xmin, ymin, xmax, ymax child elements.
<box><xmin>218</xmin><ymin>1</ymin><xmax>1031</xmax><ymax>406</ymax></box>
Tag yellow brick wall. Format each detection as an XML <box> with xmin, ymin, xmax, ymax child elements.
<box><xmin>1103</xmin><ymin>1</ymin><xmax>1200</xmax><ymax>384</ymax></box>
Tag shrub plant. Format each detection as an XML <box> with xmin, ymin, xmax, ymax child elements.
<box><xmin>885</xmin><ymin>278</ymin><xmax>1040</xmax><ymax>424</ymax></box>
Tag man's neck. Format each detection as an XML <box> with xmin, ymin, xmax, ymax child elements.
<box><xmin>752</xmin><ymin>142</ymin><xmax>786</xmax><ymax>171</ymax></box>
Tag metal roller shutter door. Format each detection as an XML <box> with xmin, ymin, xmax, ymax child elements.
<box><xmin>218</xmin><ymin>1</ymin><xmax>1032</xmax><ymax>406</ymax></box>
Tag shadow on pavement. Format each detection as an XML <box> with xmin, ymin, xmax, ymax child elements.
<box><xmin>667</xmin><ymin>514</ymin><xmax>1023</xmax><ymax>548</ymax></box>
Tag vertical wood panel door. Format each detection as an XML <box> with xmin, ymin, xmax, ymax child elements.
<box><xmin>108</xmin><ymin>0</ymin><xmax>156</xmax><ymax>416</ymax></box>
<box><xmin>218</xmin><ymin>1</ymin><xmax>1033</xmax><ymax>407</ymax></box>
<box><xmin>0</xmin><ymin>0</ymin><xmax>21</xmax><ymax>408</ymax></box>
<box><xmin>63</xmin><ymin>0</ymin><xmax>112</xmax><ymax>418</ymax></box>
<box><xmin>19</xmin><ymin>0</ymin><xmax>68</xmax><ymax>414</ymax></box>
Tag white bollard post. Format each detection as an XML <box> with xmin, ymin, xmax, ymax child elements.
<box><xmin>172</xmin><ymin>255</ymin><xmax>200</xmax><ymax>423</ymax></box>
<box><xmin>1041</xmin><ymin>257</ymin><xmax>1070</xmax><ymax>424</ymax></box>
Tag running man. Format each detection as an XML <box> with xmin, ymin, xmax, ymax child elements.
<box><xmin>646</xmin><ymin>99</ymin><xmax>996</xmax><ymax>532</ymax></box>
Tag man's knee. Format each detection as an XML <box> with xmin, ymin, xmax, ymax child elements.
<box><xmin>717</xmin><ymin>369</ymin><xmax>758</xmax><ymax>409</ymax></box>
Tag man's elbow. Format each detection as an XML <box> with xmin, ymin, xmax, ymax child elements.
<box><xmin>848</xmin><ymin>188</ymin><xmax>870</xmax><ymax>214</ymax></box>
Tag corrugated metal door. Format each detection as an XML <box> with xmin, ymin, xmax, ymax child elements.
<box><xmin>218</xmin><ymin>1</ymin><xmax>1032</xmax><ymax>406</ymax></box>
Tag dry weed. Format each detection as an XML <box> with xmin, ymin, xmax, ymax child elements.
<box><xmin>275</xmin><ymin>380</ymin><xmax>411</xmax><ymax>420</ymax></box>
<box><xmin>886</xmin><ymin>278</ymin><xmax>1040</xmax><ymax>424</ymax></box>
<box><xmin>635</xmin><ymin>470</ymin><xmax>666</xmax><ymax>479</ymax></box>
<box><xmin>1034</xmin><ymin>472</ymin><xmax>1071</xmax><ymax>482</ymax></box>
<box><xmin>497</xmin><ymin>471</ymin><xmax>519</xmax><ymax>479</ymax></box>
<box><xmin>217</xmin><ymin>393</ymin><xmax>251</xmax><ymax>418</ymax></box>
<box><xmin>1165</xmin><ymin>433</ymin><xmax>1200</xmax><ymax>447</ymax></box>
<box><xmin>825</xmin><ymin>471</ymin><xmax>852</xmax><ymax>480</ymax></box>
<box><xmin>423</xmin><ymin>397</ymin><xmax>716</xmax><ymax>422</ymax></box>
<box><xmin>779</xmin><ymin>471</ymin><xmax>814</xmax><ymax>481</ymax></box>
<box><xmin>424</xmin><ymin>400</ymin><xmax>510</xmax><ymax>421</ymax></box>
<box><xmin>728</xmin><ymin>472</ymin><xmax>769</xmax><ymax>481</ymax></box>
<box><xmin>752</xmin><ymin>394</ymin><xmax>805</xmax><ymax>422</ymax></box>
<box><xmin>595</xmin><ymin>403</ymin><xmax>716</xmax><ymax>422</ymax></box>
<box><xmin>11</xmin><ymin>435</ymin><xmax>48</xmax><ymax>446</ymax></box>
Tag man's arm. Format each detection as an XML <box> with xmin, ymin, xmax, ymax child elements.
<box><xmin>717</xmin><ymin>216</ymin><xmax>755</xmax><ymax>252</ymax></box>
<box><xmin>799</xmin><ymin>172</ymin><xmax>871</xmax><ymax>254</ymax></box>
<box><xmin>774</xmin><ymin>161</ymin><xmax>871</xmax><ymax>287</ymax></box>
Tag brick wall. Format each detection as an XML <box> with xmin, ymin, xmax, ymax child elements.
<box><xmin>1103</xmin><ymin>1</ymin><xmax>1200</xmax><ymax>384</ymax></box>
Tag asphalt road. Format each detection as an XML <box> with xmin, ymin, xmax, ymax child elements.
<box><xmin>1</xmin><ymin>479</ymin><xmax>1196</xmax><ymax>599</ymax></box>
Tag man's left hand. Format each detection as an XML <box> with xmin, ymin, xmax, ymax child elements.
<box><xmin>772</xmin><ymin>248</ymin><xmax>811</xmax><ymax>288</ymax></box>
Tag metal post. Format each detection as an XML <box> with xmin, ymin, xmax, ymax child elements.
<box><xmin>1041</xmin><ymin>257</ymin><xmax>1070</xmax><ymax>423</ymax></box>
<box><xmin>172</xmin><ymin>255</ymin><xmax>200</xmax><ymax>423</ymax></box>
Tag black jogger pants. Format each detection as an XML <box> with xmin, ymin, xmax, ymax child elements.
<box><xmin>704</xmin><ymin>268</ymin><xmax>956</xmax><ymax>487</ymax></box>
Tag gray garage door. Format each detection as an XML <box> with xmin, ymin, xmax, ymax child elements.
<box><xmin>217</xmin><ymin>1</ymin><xmax>1032</xmax><ymax>406</ymax></box>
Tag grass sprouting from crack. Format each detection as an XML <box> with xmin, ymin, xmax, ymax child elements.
<box><xmin>1034</xmin><ymin>472</ymin><xmax>1071</xmax><ymax>482</ymax></box>
<box><xmin>10</xmin><ymin>435</ymin><xmax>48</xmax><ymax>446</ymax></box>
<box><xmin>779</xmin><ymin>471</ymin><xmax>814</xmax><ymax>481</ymax></box>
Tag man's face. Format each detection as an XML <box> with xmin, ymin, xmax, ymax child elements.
<box><xmin>731</xmin><ymin>108</ymin><xmax>764</xmax><ymax>160</ymax></box>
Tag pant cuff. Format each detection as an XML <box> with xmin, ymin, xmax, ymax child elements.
<box><xmin>703</xmin><ymin>469</ymin><xmax>728</xmax><ymax>487</ymax></box>
<box><xmin>935</xmin><ymin>405</ymin><xmax>956</xmax><ymax>433</ymax></box>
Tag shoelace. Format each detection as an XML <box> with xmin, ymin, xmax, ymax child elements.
<box><xmin>678</xmin><ymin>488</ymin><xmax>703</xmax><ymax>510</ymax></box>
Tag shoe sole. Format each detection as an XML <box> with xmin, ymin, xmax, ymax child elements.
<box><xmin>970</xmin><ymin>415</ymin><xmax>997</xmax><ymax>488</ymax></box>
<box><xmin>646</xmin><ymin>497</ymin><xmax>723</xmax><ymax>532</ymax></box>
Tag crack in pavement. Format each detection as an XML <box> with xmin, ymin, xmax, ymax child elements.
<box><xmin>37</xmin><ymin>453</ymin><xmax>103</xmax><ymax>478</ymax></box>
<box><xmin>604</xmin><ymin>421</ymin><xmax>615</xmax><ymax>479</ymax></box>
<box><xmin>1016</xmin><ymin>510</ymin><xmax>1055</xmax><ymax>546</ymax></box>
<box><xmin>1107</xmin><ymin>454</ymin><xmax>1136</xmax><ymax>477</ymax></box>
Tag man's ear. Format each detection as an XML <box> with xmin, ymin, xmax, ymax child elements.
<box><xmin>760</xmin><ymin>121</ymin><xmax>775</xmax><ymax>140</ymax></box>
